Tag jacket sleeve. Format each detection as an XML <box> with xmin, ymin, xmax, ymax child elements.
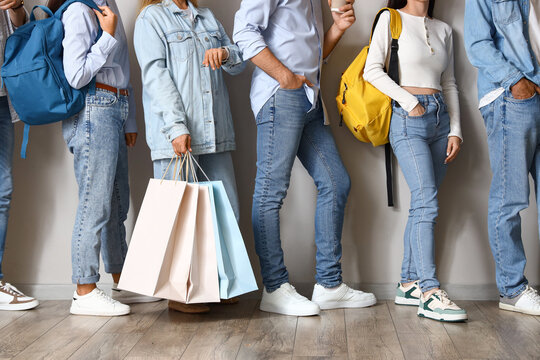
<box><xmin>217</xmin><ymin>20</ymin><xmax>246</xmax><ymax>76</ymax></box>
<box><xmin>134</xmin><ymin>15</ymin><xmax>189</xmax><ymax>142</ymax></box>
<box><xmin>233</xmin><ymin>0</ymin><xmax>280</xmax><ymax>60</ymax></box>
<box><xmin>464</xmin><ymin>0</ymin><xmax>524</xmax><ymax>90</ymax></box>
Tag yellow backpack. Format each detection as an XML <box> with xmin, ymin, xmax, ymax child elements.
<box><xmin>336</xmin><ymin>8</ymin><xmax>402</xmax><ymax>207</ymax></box>
<box><xmin>336</xmin><ymin>7</ymin><xmax>402</xmax><ymax>146</ymax></box>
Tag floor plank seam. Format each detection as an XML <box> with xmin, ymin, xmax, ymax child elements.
<box><xmin>290</xmin><ymin>314</ymin><xmax>300</xmax><ymax>359</ymax></box>
<box><xmin>122</xmin><ymin>307</ymin><xmax>168</xmax><ymax>359</ymax></box>
<box><xmin>385</xmin><ymin>301</ymin><xmax>407</xmax><ymax>360</ymax></box>
<box><xmin>233</xmin><ymin>300</ymin><xmax>259</xmax><ymax>360</ymax></box>
<box><xmin>64</xmin><ymin>315</ymin><xmax>114</xmax><ymax>360</ymax></box>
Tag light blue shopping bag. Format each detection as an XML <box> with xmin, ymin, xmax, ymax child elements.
<box><xmin>202</xmin><ymin>181</ymin><xmax>258</xmax><ymax>299</ymax></box>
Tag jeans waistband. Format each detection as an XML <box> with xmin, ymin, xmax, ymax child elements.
<box><xmin>412</xmin><ymin>93</ymin><xmax>445</xmax><ymax>105</ymax></box>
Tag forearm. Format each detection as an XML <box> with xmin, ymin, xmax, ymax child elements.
<box><xmin>8</xmin><ymin>6</ymin><xmax>25</xmax><ymax>27</ymax></box>
<box><xmin>323</xmin><ymin>24</ymin><xmax>344</xmax><ymax>59</ymax></box>
<box><xmin>250</xmin><ymin>47</ymin><xmax>292</xmax><ymax>84</ymax></box>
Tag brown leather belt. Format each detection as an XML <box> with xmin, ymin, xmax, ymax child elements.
<box><xmin>95</xmin><ymin>82</ymin><xmax>129</xmax><ymax>96</ymax></box>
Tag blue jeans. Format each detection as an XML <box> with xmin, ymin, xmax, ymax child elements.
<box><xmin>481</xmin><ymin>92</ymin><xmax>540</xmax><ymax>298</ymax></box>
<box><xmin>390</xmin><ymin>94</ymin><xmax>450</xmax><ymax>293</ymax></box>
<box><xmin>253</xmin><ymin>89</ymin><xmax>351</xmax><ymax>292</ymax></box>
<box><xmin>0</xmin><ymin>97</ymin><xmax>13</xmax><ymax>281</ymax></box>
<box><xmin>63</xmin><ymin>90</ymin><xmax>130</xmax><ymax>285</ymax></box>
<box><xmin>153</xmin><ymin>151</ymin><xmax>240</xmax><ymax>222</ymax></box>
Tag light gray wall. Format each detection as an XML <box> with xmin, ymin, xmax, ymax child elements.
<box><xmin>6</xmin><ymin>0</ymin><xmax>540</xmax><ymax>298</ymax></box>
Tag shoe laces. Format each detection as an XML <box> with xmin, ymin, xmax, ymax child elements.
<box><xmin>94</xmin><ymin>288</ymin><xmax>117</xmax><ymax>305</ymax></box>
<box><xmin>434</xmin><ymin>290</ymin><xmax>455</xmax><ymax>307</ymax></box>
<box><xmin>0</xmin><ymin>282</ymin><xmax>23</xmax><ymax>297</ymax></box>
<box><xmin>523</xmin><ymin>286</ymin><xmax>540</xmax><ymax>304</ymax></box>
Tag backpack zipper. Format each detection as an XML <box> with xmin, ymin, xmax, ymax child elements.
<box><xmin>40</xmin><ymin>26</ymin><xmax>71</xmax><ymax>103</ymax></box>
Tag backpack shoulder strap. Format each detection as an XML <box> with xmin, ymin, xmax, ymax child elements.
<box><xmin>54</xmin><ymin>0</ymin><xmax>101</xmax><ymax>17</ymax></box>
<box><xmin>369</xmin><ymin>7</ymin><xmax>402</xmax><ymax>43</ymax></box>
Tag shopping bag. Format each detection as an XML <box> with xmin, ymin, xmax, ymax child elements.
<box><xmin>203</xmin><ymin>180</ymin><xmax>258</xmax><ymax>299</ymax></box>
<box><xmin>118</xmin><ymin>175</ymin><xmax>220</xmax><ymax>303</ymax></box>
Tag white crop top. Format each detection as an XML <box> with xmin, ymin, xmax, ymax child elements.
<box><xmin>364</xmin><ymin>10</ymin><xmax>462</xmax><ymax>140</ymax></box>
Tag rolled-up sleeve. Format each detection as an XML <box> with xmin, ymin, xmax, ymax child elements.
<box><xmin>62</xmin><ymin>3</ymin><xmax>118</xmax><ymax>90</ymax></box>
<box><xmin>233</xmin><ymin>0</ymin><xmax>279</xmax><ymax>60</ymax></box>
<box><xmin>134</xmin><ymin>14</ymin><xmax>189</xmax><ymax>141</ymax></box>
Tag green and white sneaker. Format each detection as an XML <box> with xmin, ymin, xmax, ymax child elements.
<box><xmin>395</xmin><ymin>281</ymin><xmax>421</xmax><ymax>306</ymax></box>
<box><xmin>418</xmin><ymin>290</ymin><xmax>468</xmax><ymax>322</ymax></box>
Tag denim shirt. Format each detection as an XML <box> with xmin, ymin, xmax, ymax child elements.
<box><xmin>465</xmin><ymin>0</ymin><xmax>540</xmax><ymax>103</ymax></box>
<box><xmin>134</xmin><ymin>0</ymin><xmax>245</xmax><ymax>160</ymax></box>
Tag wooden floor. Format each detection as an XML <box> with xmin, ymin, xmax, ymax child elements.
<box><xmin>0</xmin><ymin>300</ymin><xmax>539</xmax><ymax>359</ymax></box>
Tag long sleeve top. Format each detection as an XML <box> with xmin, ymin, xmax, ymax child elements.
<box><xmin>364</xmin><ymin>10</ymin><xmax>462</xmax><ymax>140</ymax></box>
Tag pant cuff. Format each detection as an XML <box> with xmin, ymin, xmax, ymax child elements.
<box><xmin>420</xmin><ymin>283</ymin><xmax>440</xmax><ymax>293</ymax></box>
<box><xmin>104</xmin><ymin>263</ymin><xmax>124</xmax><ymax>274</ymax></box>
<box><xmin>264</xmin><ymin>278</ymin><xmax>289</xmax><ymax>293</ymax></box>
<box><xmin>504</xmin><ymin>282</ymin><xmax>528</xmax><ymax>299</ymax></box>
<box><xmin>72</xmin><ymin>274</ymin><xmax>100</xmax><ymax>285</ymax></box>
<box><xmin>317</xmin><ymin>280</ymin><xmax>342</xmax><ymax>289</ymax></box>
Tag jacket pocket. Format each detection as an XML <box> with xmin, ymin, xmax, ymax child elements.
<box><xmin>492</xmin><ymin>0</ymin><xmax>521</xmax><ymax>25</ymax></box>
<box><xmin>166</xmin><ymin>31</ymin><xmax>194</xmax><ymax>62</ymax></box>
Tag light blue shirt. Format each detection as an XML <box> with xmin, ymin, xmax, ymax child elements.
<box><xmin>61</xmin><ymin>0</ymin><xmax>136</xmax><ymax>133</ymax></box>
<box><xmin>134</xmin><ymin>0</ymin><xmax>245</xmax><ymax>160</ymax></box>
<box><xmin>465</xmin><ymin>0</ymin><xmax>540</xmax><ymax>105</ymax></box>
<box><xmin>233</xmin><ymin>0</ymin><xmax>324</xmax><ymax>118</ymax></box>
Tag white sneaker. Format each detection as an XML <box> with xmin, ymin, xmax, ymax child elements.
<box><xmin>111</xmin><ymin>284</ymin><xmax>162</xmax><ymax>304</ymax></box>
<box><xmin>70</xmin><ymin>288</ymin><xmax>130</xmax><ymax>316</ymax></box>
<box><xmin>260</xmin><ymin>283</ymin><xmax>320</xmax><ymax>316</ymax></box>
<box><xmin>311</xmin><ymin>283</ymin><xmax>377</xmax><ymax>310</ymax></box>
<box><xmin>499</xmin><ymin>286</ymin><xmax>540</xmax><ymax>316</ymax></box>
<box><xmin>0</xmin><ymin>281</ymin><xmax>39</xmax><ymax>311</ymax></box>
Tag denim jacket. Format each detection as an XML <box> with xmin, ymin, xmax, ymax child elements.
<box><xmin>465</xmin><ymin>0</ymin><xmax>540</xmax><ymax>102</ymax></box>
<box><xmin>134</xmin><ymin>0</ymin><xmax>245</xmax><ymax>160</ymax></box>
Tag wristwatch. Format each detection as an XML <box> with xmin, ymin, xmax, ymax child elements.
<box><xmin>12</xmin><ymin>0</ymin><xmax>24</xmax><ymax>10</ymax></box>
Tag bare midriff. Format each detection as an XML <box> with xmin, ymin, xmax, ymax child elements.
<box><xmin>402</xmin><ymin>86</ymin><xmax>440</xmax><ymax>95</ymax></box>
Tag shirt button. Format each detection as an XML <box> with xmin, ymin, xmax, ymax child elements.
<box><xmin>205</xmin><ymin>37</ymin><xmax>209</xmax><ymax>42</ymax></box>
<box><xmin>177</xmin><ymin>35</ymin><xmax>183</xmax><ymax>40</ymax></box>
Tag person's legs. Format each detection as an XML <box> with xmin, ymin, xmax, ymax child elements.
<box><xmin>252</xmin><ymin>88</ymin><xmax>312</xmax><ymax>292</ymax></box>
<box><xmin>101</xmin><ymin>119</ymin><xmax>129</xmax><ymax>280</ymax></box>
<box><xmin>390</xmin><ymin>100</ymin><xmax>443</xmax><ymax>294</ymax></box>
<box><xmin>485</xmin><ymin>94</ymin><xmax>539</xmax><ymax>299</ymax></box>
<box><xmin>0</xmin><ymin>97</ymin><xmax>13</xmax><ymax>282</ymax></box>
<box><xmin>0</xmin><ymin>97</ymin><xmax>38</xmax><ymax>311</ymax></box>
<box><xmin>197</xmin><ymin>152</ymin><xmax>240</xmax><ymax>223</ymax></box>
<box><xmin>295</xmin><ymin>104</ymin><xmax>350</xmax><ymax>288</ymax></box>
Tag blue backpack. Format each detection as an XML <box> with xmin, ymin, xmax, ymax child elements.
<box><xmin>1</xmin><ymin>0</ymin><xmax>102</xmax><ymax>158</ymax></box>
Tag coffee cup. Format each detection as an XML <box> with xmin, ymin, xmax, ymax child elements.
<box><xmin>331</xmin><ymin>0</ymin><xmax>348</xmax><ymax>13</ymax></box>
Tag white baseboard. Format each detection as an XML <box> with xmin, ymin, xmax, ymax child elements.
<box><xmin>13</xmin><ymin>282</ymin><xmax>516</xmax><ymax>301</ymax></box>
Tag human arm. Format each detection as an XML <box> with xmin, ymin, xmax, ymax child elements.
<box><xmin>0</xmin><ymin>0</ymin><xmax>26</xmax><ymax>27</ymax></box>
<box><xmin>134</xmin><ymin>15</ymin><xmax>190</xmax><ymax>153</ymax></box>
<box><xmin>363</xmin><ymin>11</ymin><xmax>420</xmax><ymax>112</ymax></box>
<box><xmin>233</xmin><ymin>0</ymin><xmax>311</xmax><ymax>89</ymax></box>
<box><xmin>203</xmin><ymin>19</ymin><xmax>246</xmax><ymax>75</ymax></box>
<box><xmin>62</xmin><ymin>4</ymin><xmax>118</xmax><ymax>89</ymax></box>
<box><xmin>323</xmin><ymin>0</ymin><xmax>356</xmax><ymax>59</ymax></box>
<box><xmin>464</xmin><ymin>0</ymin><xmax>527</xmax><ymax>92</ymax></box>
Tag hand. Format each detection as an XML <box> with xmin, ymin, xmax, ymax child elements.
<box><xmin>125</xmin><ymin>133</ymin><xmax>137</xmax><ymax>147</ymax></box>
<box><xmin>172</xmin><ymin>134</ymin><xmax>192</xmax><ymax>155</ymax></box>
<box><xmin>203</xmin><ymin>48</ymin><xmax>228</xmax><ymax>70</ymax></box>
<box><xmin>329</xmin><ymin>0</ymin><xmax>356</xmax><ymax>32</ymax></box>
<box><xmin>510</xmin><ymin>78</ymin><xmax>539</xmax><ymax>100</ymax></box>
<box><xmin>94</xmin><ymin>6</ymin><xmax>117</xmax><ymax>37</ymax></box>
<box><xmin>279</xmin><ymin>71</ymin><xmax>314</xmax><ymax>90</ymax></box>
<box><xmin>0</xmin><ymin>0</ymin><xmax>22</xmax><ymax>10</ymax></box>
<box><xmin>408</xmin><ymin>103</ymin><xmax>426</xmax><ymax>117</ymax></box>
<box><xmin>445</xmin><ymin>136</ymin><xmax>461</xmax><ymax>164</ymax></box>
